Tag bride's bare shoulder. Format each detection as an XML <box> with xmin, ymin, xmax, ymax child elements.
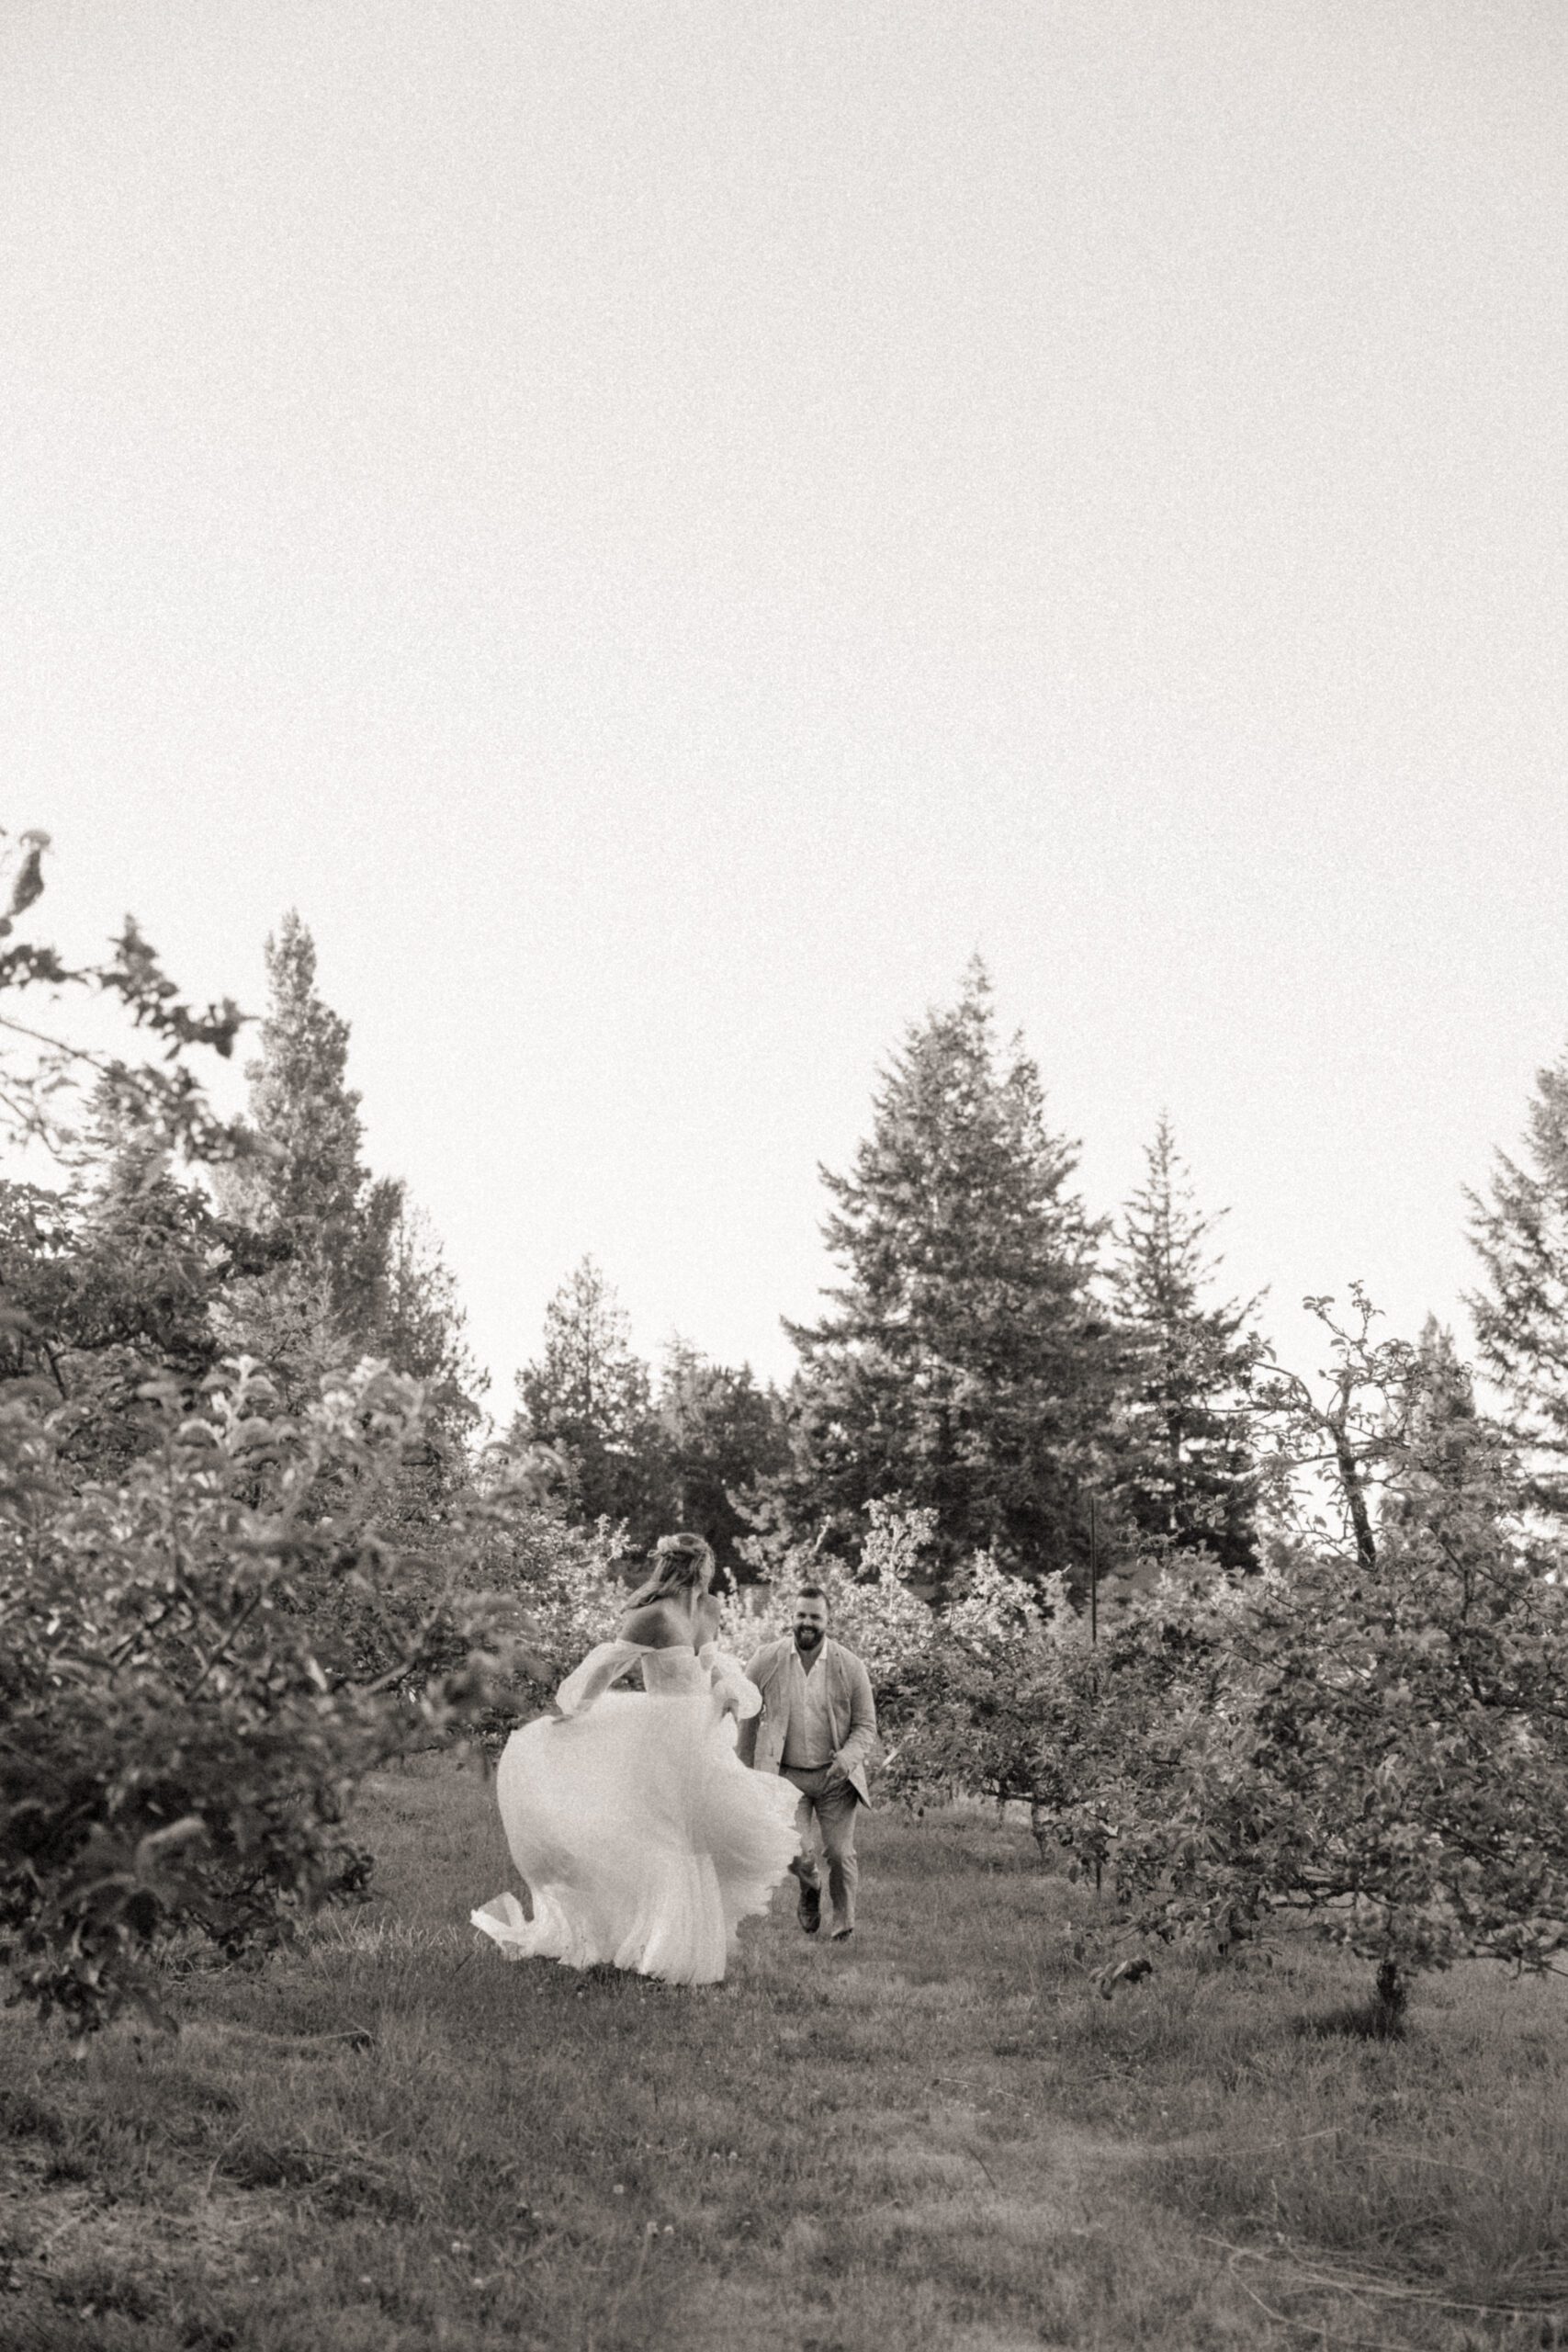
<box><xmin>694</xmin><ymin>1594</ymin><xmax>722</xmax><ymax>1644</ymax></box>
<box><xmin>616</xmin><ymin>1600</ymin><xmax>689</xmax><ymax>1650</ymax></box>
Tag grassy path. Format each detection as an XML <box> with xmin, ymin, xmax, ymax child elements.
<box><xmin>2</xmin><ymin>1759</ymin><xmax>1565</xmax><ymax>2348</ymax></box>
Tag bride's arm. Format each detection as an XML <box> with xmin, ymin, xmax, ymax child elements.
<box><xmin>553</xmin><ymin>1641</ymin><xmax>643</xmax><ymax>1718</ymax></box>
<box><xmin>703</xmin><ymin>1645</ymin><xmax>763</xmax><ymax>1723</ymax></box>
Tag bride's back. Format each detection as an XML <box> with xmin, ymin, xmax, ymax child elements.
<box><xmin>617</xmin><ymin>1594</ymin><xmax>717</xmax><ymax>1652</ymax></box>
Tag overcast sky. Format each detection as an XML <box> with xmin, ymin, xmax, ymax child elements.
<box><xmin>5</xmin><ymin>0</ymin><xmax>1566</xmax><ymax>1411</ymax></box>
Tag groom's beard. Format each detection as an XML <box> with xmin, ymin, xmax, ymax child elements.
<box><xmin>794</xmin><ymin>1628</ymin><xmax>824</xmax><ymax>1655</ymax></box>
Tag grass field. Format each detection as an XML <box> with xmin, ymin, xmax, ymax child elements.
<box><xmin>2</xmin><ymin>1758</ymin><xmax>1566</xmax><ymax>2351</ymax></box>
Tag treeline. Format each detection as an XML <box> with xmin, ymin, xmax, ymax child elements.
<box><xmin>14</xmin><ymin>885</ymin><xmax>1568</xmax><ymax>1605</ymax></box>
<box><xmin>4</xmin><ymin>905</ymin><xmax>1265</xmax><ymax>1596</ymax></box>
<box><xmin>519</xmin><ymin>956</ymin><xmax>1568</xmax><ymax>1591</ymax></box>
<box><xmin>517</xmin><ymin>963</ymin><xmax>1260</xmax><ymax>1593</ymax></box>
<box><xmin>26</xmin><ymin>894</ymin><xmax>1563</xmax><ymax>1597</ymax></box>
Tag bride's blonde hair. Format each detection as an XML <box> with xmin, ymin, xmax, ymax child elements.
<box><xmin>626</xmin><ymin>1531</ymin><xmax>716</xmax><ymax>1610</ymax></box>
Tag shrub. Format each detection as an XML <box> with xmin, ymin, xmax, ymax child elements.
<box><xmin>726</xmin><ymin>1499</ymin><xmax>939</xmax><ymax>1682</ymax></box>
<box><xmin>0</xmin><ymin>1358</ymin><xmax>534</xmax><ymax>2035</ymax></box>
<box><xmin>1045</xmin><ymin>1360</ymin><xmax>1568</xmax><ymax>2020</ymax></box>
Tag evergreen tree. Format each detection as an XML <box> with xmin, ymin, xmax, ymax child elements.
<box><xmin>381</xmin><ymin>1201</ymin><xmax>483</xmax><ymax>1422</ymax></box>
<box><xmin>1467</xmin><ymin>1046</ymin><xmax>1568</xmax><ymax>1517</ymax></box>
<box><xmin>0</xmin><ymin>1086</ymin><xmax>276</xmax><ymax>1472</ymax></box>
<box><xmin>656</xmin><ymin>1339</ymin><xmax>788</xmax><ymax>1576</ymax></box>
<box><xmin>781</xmin><ymin>962</ymin><xmax>1115</xmax><ymax>1589</ymax></box>
<box><xmin>513</xmin><ymin>1258</ymin><xmax>668</xmax><ymax>1536</ymax></box>
<box><xmin>1111</xmin><ymin>1118</ymin><xmax>1261</xmax><ymax>1571</ymax></box>
<box><xmin>219</xmin><ymin>912</ymin><xmax>399</xmax><ymax>1362</ymax></box>
<box><xmin>1386</xmin><ymin>1317</ymin><xmax>1485</xmax><ymax>1527</ymax></box>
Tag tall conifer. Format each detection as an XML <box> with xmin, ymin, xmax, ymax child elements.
<box><xmin>380</xmin><ymin>1201</ymin><xmax>484</xmax><ymax>1436</ymax></box>
<box><xmin>1111</xmin><ymin>1118</ymin><xmax>1261</xmax><ymax>1570</ymax></box>
<box><xmin>513</xmin><ymin>1257</ymin><xmax>667</xmax><ymax>1536</ymax></box>
<box><xmin>214</xmin><ymin>912</ymin><xmax>486</xmax><ymax>1429</ymax></box>
<box><xmin>781</xmin><ymin>963</ymin><xmax>1115</xmax><ymax>1588</ymax></box>
<box><xmin>656</xmin><ymin>1340</ymin><xmax>787</xmax><ymax>1573</ymax></box>
<box><xmin>1467</xmin><ymin>1046</ymin><xmax>1568</xmax><ymax>1516</ymax></box>
<box><xmin>220</xmin><ymin>912</ymin><xmax>397</xmax><ymax>1351</ymax></box>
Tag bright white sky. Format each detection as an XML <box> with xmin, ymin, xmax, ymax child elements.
<box><xmin>5</xmin><ymin>1</ymin><xmax>1566</xmax><ymax>1415</ymax></box>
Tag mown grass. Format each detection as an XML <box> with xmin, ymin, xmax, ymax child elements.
<box><xmin>1</xmin><ymin>1762</ymin><xmax>1565</xmax><ymax>2349</ymax></box>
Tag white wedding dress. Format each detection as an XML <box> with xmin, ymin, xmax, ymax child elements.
<box><xmin>471</xmin><ymin>1640</ymin><xmax>801</xmax><ymax>1984</ymax></box>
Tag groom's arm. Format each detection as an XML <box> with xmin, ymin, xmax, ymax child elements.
<box><xmin>829</xmin><ymin>1654</ymin><xmax>877</xmax><ymax>1781</ymax></box>
<box><xmin>734</xmin><ymin>1645</ymin><xmax>772</xmax><ymax>1768</ymax></box>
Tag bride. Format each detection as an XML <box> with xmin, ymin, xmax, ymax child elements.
<box><xmin>471</xmin><ymin>1532</ymin><xmax>801</xmax><ymax>1984</ymax></box>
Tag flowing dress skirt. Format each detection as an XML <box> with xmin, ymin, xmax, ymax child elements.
<box><xmin>471</xmin><ymin>1690</ymin><xmax>800</xmax><ymax>1984</ymax></box>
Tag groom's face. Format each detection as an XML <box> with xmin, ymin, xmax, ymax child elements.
<box><xmin>793</xmin><ymin>1597</ymin><xmax>829</xmax><ymax>1655</ymax></box>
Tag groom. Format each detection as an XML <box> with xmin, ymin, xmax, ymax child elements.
<box><xmin>736</xmin><ymin>1585</ymin><xmax>877</xmax><ymax>1944</ymax></box>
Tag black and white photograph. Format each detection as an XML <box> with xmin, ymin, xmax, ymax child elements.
<box><xmin>3</xmin><ymin>5</ymin><xmax>1567</xmax><ymax>2346</ymax></box>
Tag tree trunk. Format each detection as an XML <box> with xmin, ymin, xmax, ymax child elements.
<box><xmin>1333</xmin><ymin>1425</ymin><xmax>1378</xmax><ymax>1571</ymax></box>
<box><xmin>1370</xmin><ymin>1955</ymin><xmax>1407</xmax><ymax>2037</ymax></box>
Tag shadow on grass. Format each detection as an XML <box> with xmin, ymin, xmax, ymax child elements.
<box><xmin>1292</xmin><ymin>1996</ymin><xmax>1407</xmax><ymax>2042</ymax></box>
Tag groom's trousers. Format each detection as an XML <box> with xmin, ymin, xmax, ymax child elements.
<box><xmin>781</xmin><ymin>1765</ymin><xmax>861</xmax><ymax>1934</ymax></box>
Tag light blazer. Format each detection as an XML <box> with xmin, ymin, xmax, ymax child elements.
<box><xmin>736</xmin><ymin>1636</ymin><xmax>877</xmax><ymax>1805</ymax></box>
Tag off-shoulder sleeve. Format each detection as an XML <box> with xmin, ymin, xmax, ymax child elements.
<box><xmin>702</xmin><ymin>1643</ymin><xmax>763</xmax><ymax>1721</ymax></box>
<box><xmin>555</xmin><ymin>1641</ymin><xmax>644</xmax><ymax>1718</ymax></box>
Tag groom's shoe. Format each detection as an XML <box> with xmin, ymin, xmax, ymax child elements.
<box><xmin>795</xmin><ymin>1877</ymin><xmax>821</xmax><ymax>1935</ymax></box>
<box><xmin>831</xmin><ymin>1927</ymin><xmax>853</xmax><ymax>1944</ymax></box>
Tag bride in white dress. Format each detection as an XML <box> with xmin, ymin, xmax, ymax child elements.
<box><xmin>471</xmin><ymin>1532</ymin><xmax>801</xmax><ymax>1984</ymax></box>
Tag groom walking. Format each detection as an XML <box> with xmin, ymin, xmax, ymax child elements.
<box><xmin>736</xmin><ymin>1585</ymin><xmax>877</xmax><ymax>1943</ymax></box>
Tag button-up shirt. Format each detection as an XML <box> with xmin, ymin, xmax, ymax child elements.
<box><xmin>781</xmin><ymin>1646</ymin><xmax>834</xmax><ymax>1770</ymax></box>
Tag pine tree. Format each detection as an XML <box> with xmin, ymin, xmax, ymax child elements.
<box><xmin>1111</xmin><ymin>1118</ymin><xmax>1261</xmax><ymax>1571</ymax></box>
<box><xmin>513</xmin><ymin>1258</ymin><xmax>669</xmax><ymax>1536</ymax></box>
<box><xmin>1389</xmin><ymin>1317</ymin><xmax>1484</xmax><ymax>1519</ymax></box>
<box><xmin>223</xmin><ymin>915</ymin><xmax>396</xmax><ymax>1334</ymax></box>
<box><xmin>0</xmin><ymin>1087</ymin><xmax>273</xmax><ymax>1470</ymax></box>
<box><xmin>656</xmin><ymin>1340</ymin><xmax>787</xmax><ymax>1575</ymax></box>
<box><xmin>1467</xmin><ymin>1046</ymin><xmax>1568</xmax><ymax>1518</ymax></box>
<box><xmin>217</xmin><ymin>913</ymin><xmax>400</xmax><ymax>1385</ymax></box>
<box><xmin>380</xmin><ymin>1201</ymin><xmax>485</xmax><ymax>1436</ymax></box>
<box><xmin>781</xmin><ymin>962</ymin><xmax>1115</xmax><ymax>1589</ymax></box>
